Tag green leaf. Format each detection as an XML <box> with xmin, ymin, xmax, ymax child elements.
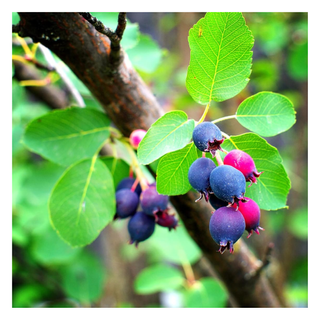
<box><xmin>100</xmin><ymin>156</ymin><xmax>131</xmax><ymax>188</ymax></box>
<box><xmin>156</xmin><ymin>143</ymin><xmax>198</xmax><ymax>195</ymax></box>
<box><xmin>49</xmin><ymin>156</ymin><xmax>115</xmax><ymax>247</ymax></box>
<box><xmin>186</xmin><ymin>12</ymin><xmax>254</xmax><ymax>104</ymax></box>
<box><xmin>236</xmin><ymin>92</ymin><xmax>296</xmax><ymax>137</ymax></box>
<box><xmin>134</xmin><ymin>264</ymin><xmax>185</xmax><ymax>294</ymax></box>
<box><xmin>23</xmin><ymin>107</ymin><xmax>110</xmax><ymax>167</ymax></box>
<box><xmin>221</xmin><ymin>133</ymin><xmax>291</xmax><ymax>210</ymax></box>
<box><xmin>183</xmin><ymin>278</ymin><xmax>228</xmax><ymax>308</ymax></box>
<box><xmin>60</xmin><ymin>251</ymin><xmax>106</xmax><ymax>304</ymax></box>
<box><xmin>137</xmin><ymin>111</ymin><xmax>195</xmax><ymax>165</ymax></box>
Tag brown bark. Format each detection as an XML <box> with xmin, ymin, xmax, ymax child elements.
<box><xmin>15</xmin><ymin>12</ymin><xmax>286</xmax><ymax>307</ymax></box>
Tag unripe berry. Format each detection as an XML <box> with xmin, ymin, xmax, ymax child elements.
<box><xmin>223</xmin><ymin>149</ymin><xmax>262</xmax><ymax>186</ymax></box>
<box><xmin>155</xmin><ymin>210</ymin><xmax>178</xmax><ymax>231</ymax></box>
<box><xmin>188</xmin><ymin>157</ymin><xmax>216</xmax><ymax>202</ymax></box>
<box><xmin>140</xmin><ymin>185</ymin><xmax>169</xmax><ymax>216</ymax></box>
<box><xmin>116</xmin><ymin>177</ymin><xmax>142</xmax><ymax>196</ymax></box>
<box><xmin>128</xmin><ymin>211</ymin><xmax>155</xmax><ymax>247</ymax></box>
<box><xmin>192</xmin><ymin>122</ymin><xmax>224</xmax><ymax>156</ymax></box>
<box><xmin>234</xmin><ymin>197</ymin><xmax>264</xmax><ymax>238</ymax></box>
<box><xmin>115</xmin><ymin>189</ymin><xmax>139</xmax><ymax>219</ymax></box>
<box><xmin>209</xmin><ymin>165</ymin><xmax>246</xmax><ymax>207</ymax></box>
<box><xmin>209</xmin><ymin>207</ymin><xmax>245</xmax><ymax>254</ymax></box>
<box><xmin>130</xmin><ymin>129</ymin><xmax>147</xmax><ymax>149</ymax></box>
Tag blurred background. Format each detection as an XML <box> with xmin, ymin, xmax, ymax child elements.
<box><xmin>12</xmin><ymin>12</ymin><xmax>307</xmax><ymax>307</ymax></box>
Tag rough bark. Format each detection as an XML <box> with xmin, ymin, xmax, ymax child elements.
<box><xmin>15</xmin><ymin>12</ymin><xmax>286</xmax><ymax>307</ymax></box>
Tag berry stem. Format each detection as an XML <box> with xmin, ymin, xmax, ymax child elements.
<box><xmin>197</xmin><ymin>103</ymin><xmax>210</xmax><ymax>124</ymax></box>
<box><xmin>215</xmin><ymin>151</ymin><xmax>224</xmax><ymax>166</ymax></box>
<box><xmin>130</xmin><ymin>177</ymin><xmax>140</xmax><ymax>192</ymax></box>
<box><xmin>212</xmin><ymin>114</ymin><xmax>237</xmax><ymax>124</ymax></box>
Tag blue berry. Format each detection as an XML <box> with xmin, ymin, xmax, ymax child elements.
<box><xmin>188</xmin><ymin>157</ymin><xmax>216</xmax><ymax>202</ymax></box>
<box><xmin>115</xmin><ymin>189</ymin><xmax>139</xmax><ymax>219</ymax></box>
<box><xmin>140</xmin><ymin>186</ymin><xmax>169</xmax><ymax>216</ymax></box>
<box><xmin>209</xmin><ymin>207</ymin><xmax>245</xmax><ymax>254</ymax></box>
<box><xmin>116</xmin><ymin>177</ymin><xmax>142</xmax><ymax>196</ymax></box>
<box><xmin>192</xmin><ymin>122</ymin><xmax>224</xmax><ymax>156</ymax></box>
<box><xmin>209</xmin><ymin>165</ymin><xmax>246</xmax><ymax>207</ymax></box>
<box><xmin>209</xmin><ymin>193</ymin><xmax>228</xmax><ymax>210</ymax></box>
<box><xmin>128</xmin><ymin>211</ymin><xmax>156</xmax><ymax>247</ymax></box>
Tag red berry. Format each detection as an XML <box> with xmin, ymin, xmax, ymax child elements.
<box><xmin>223</xmin><ymin>150</ymin><xmax>262</xmax><ymax>186</ymax></box>
<box><xmin>130</xmin><ymin>129</ymin><xmax>147</xmax><ymax>149</ymax></box>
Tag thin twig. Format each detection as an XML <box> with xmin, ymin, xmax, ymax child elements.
<box><xmin>79</xmin><ymin>12</ymin><xmax>126</xmax><ymax>67</ymax></box>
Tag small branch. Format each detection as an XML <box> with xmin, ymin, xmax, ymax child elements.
<box><xmin>79</xmin><ymin>12</ymin><xmax>126</xmax><ymax>67</ymax></box>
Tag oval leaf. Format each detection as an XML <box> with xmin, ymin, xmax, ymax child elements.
<box><xmin>156</xmin><ymin>143</ymin><xmax>199</xmax><ymax>195</ymax></box>
<box><xmin>137</xmin><ymin>111</ymin><xmax>195</xmax><ymax>165</ymax></box>
<box><xmin>23</xmin><ymin>107</ymin><xmax>110</xmax><ymax>167</ymax></box>
<box><xmin>186</xmin><ymin>12</ymin><xmax>254</xmax><ymax>104</ymax></box>
<box><xmin>134</xmin><ymin>264</ymin><xmax>185</xmax><ymax>294</ymax></box>
<box><xmin>236</xmin><ymin>92</ymin><xmax>296</xmax><ymax>136</ymax></box>
<box><xmin>221</xmin><ymin>133</ymin><xmax>291</xmax><ymax>210</ymax></box>
<box><xmin>49</xmin><ymin>156</ymin><xmax>115</xmax><ymax>247</ymax></box>
<box><xmin>183</xmin><ymin>278</ymin><xmax>228</xmax><ymax>308</ymax></box>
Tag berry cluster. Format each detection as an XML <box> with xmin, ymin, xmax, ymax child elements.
<box><xmin>188</xmin><ymin>121</ymin><xmax>264</xmax><ymax>254</ymax></box>
<box><xmin>115</xmin><ymin>177</ymin><xmax>178</xmax><ymax>247</ymax></box>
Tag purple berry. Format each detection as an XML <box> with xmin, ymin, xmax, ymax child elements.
<box><xmin>116</xmin><ymin>177</ymin><xmax>142</xmax><ymax>196</ymax></box>
<box><xmin>209</xmin><ymin>165</ymin><xmax>246</xmax><ymax>207</ymax></box>
<box><xmin>188</xmin><ymin>157</ymin><xmax>216</xmax><ymax>202</ymax></box>
<box><xmin>140</xmin><ymin>186</ymin><xmax>169</xmax><ymax>216</ymax></box>
<box><xmin>223</xmin><ymin>150</ymin><xmax>262</xmax><ymax>186</ymax></box>
<box><xmin>128</xmin><ymin>211</ymin><xmax>156</xmax><ymax>247</ymax></box>
<box><xmin>234</xmin><ymin>197</ymin><xmax>264</xmax><ymax>238</ymax></box>
<box><xmin>192</xmin><ymin>122</ymin><xmax>224</xmax><ymax>156</ymax></box>
<box><xmin>209</xmin><ymin>193</ymin><xmax>228</xmax><ymax>210</ymax></box>
<box><xmin>155</xmin><ymin>210</ymin><xmax>178</xmax><ymax>231</ymax></box>
<box><xmin>209</xmin><ymin>207</ymin><xmax>245</xmax><ymax>254</ymax></box>
<box><xmin>115</xmin><ymin>189</ymin><xmax>139</xmax><ymax>219</ymax></box>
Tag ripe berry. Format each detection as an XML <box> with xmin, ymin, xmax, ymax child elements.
<box><xmin>235</xmin><ymin>197</ymin><xmax>264</xmax><ymax>238</ymax></box>
<box><xmin>223</xmin><ymin>149</ymin><xmax>262</xmax><ymax>186</ymax></box>
<box><xmin>155</xmin><ymin>210</ymin><xmax>178</xmax><ymax>231</ymax></box>
<box><xmin>188</xmin><ymin>157</ymin><xmax>216</xmax><ymax>202</ymax></box>
<box><xmin>129</xmin><ymin>129</ymin><xmax>147</xmax><ymax>149</ymax></box>
<box><xmin>116</xmin><ymin>177</ymin><xmax>142</xmax><ymax>196</ymax></box>
<box><xmin>115</xmin><ymin>189</ymin><xmax>139</xmax><ymax>219</ymax></box>
<box><xmin>209</xmin><ymin>165</ymin><xmax>246</xmax><ymax>207</ymax></box>
<box><xmin>128</xmin><ymin>211</ymin><xmax>156</xmax><ymax>247</ymax></box>
<box><xmin>209</xmin><ymin>207</ymin><xmax>245</xmax><ymax>254</ymax></box>
<box><xmin>209</xmin><ymin>193</ymin><xmax>228</xmax><ymax>210</ymax></box>
<box><xmin>192</xmin><ymin>122</ymin><xmax>224</xmax><ymax>156</ymax></box>
<box><xmin>140</xmin><ymin>185</ymin><xmax>169</xmax><ymax>216</ymax></box>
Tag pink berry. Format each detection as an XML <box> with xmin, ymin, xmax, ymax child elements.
<box><xmin>129</xmin><ymin>129</ymin><xmax>147</xmax><ymax>149</ymax></box>
<box><xmin>223</xmin><ymin>150</ymin><xmax>262</xmax><ymax>186</ymax></box>
<box><xmin>234</xmin><ymin>197</ymin><xmax>264</xmax><ymax>238</ymax></box>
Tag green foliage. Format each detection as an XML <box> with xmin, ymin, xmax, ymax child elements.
<box><xmin>186</xmin><ymin>12</ymin><xmax>254</xmax><ymax>104</ymax></box>
<box><xmin>134</xmin><ymin>264</ymin><xmax>185</xmax><ymax>294</ymax></box>
<box><xmin>183</xmin><ymin>278</ymin><xmax>228</xmax><ymax>307</ymax></box>
<box><xmin>49</xmin><ymin>157</ymin><xmax>115</xmax><ymax>247</ymax></box>
<box><xmin>156</xmin><ymin>143</ymin><xmax>199</xmax><ymax>195</ymax></box>
<box><xmin>22</xmin><ymin>107</ymin><xmax>111</xmax><ymax>167</ymax></box>
<box><xmin>221</xmin><ymin>133</ymin><xmax>291</xmax><ymax>210</ymax></box>
<box><xmin>137</xmin><ymin>110</ymin><xmax>195</xmax><ymax>165</ymax></box>
<box><xmin>236</xmin><ymin>92</ymin><xmax>296</xmax><ymax>137</ymax></box>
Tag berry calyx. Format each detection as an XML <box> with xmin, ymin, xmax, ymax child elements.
<box><xmin>209</xmin><ymin>207</ymin><xmax>245</xmax><ymax>254</ymax></box>
<box><xmin>115</xmin><ymin>188</ymin><xmax>139</xmax><ymax>219</ymax></box>
<box><xmin>188</xmin><ymin>157</ymin><xmax>216</xmax><ymax>202</ymax></box>
<box><xmin>192</xmin><ymin>122</ymin><xmax>224</xmax><ymax>156</ymax></box>
<box><xmin>128</xmin><ymin>211</ymin><xmax>156</xmax><ymax>247</ymax></box>
<box><xmin>140</xmin><ymin>185</ymin><xmax>169</xmax><ymax>216</ymax></box>
<box><xmin>223</xmin><ymin>149</ymin><xmax>262</xmax><ymax>187</ymax></box>
<box><xmin>209</xmin><ymin>165</ymin><xmax>246</xmax><ymax>207</ymax></box>
<box><xmin>234</xmin><ymin>197</ymin><xmax>264</xmax><ymax>238</ymax></box>
<box><xmin>129</xmin><ymin>129</ymin><xmax>147</xmax><ymax>149</ymax></box>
